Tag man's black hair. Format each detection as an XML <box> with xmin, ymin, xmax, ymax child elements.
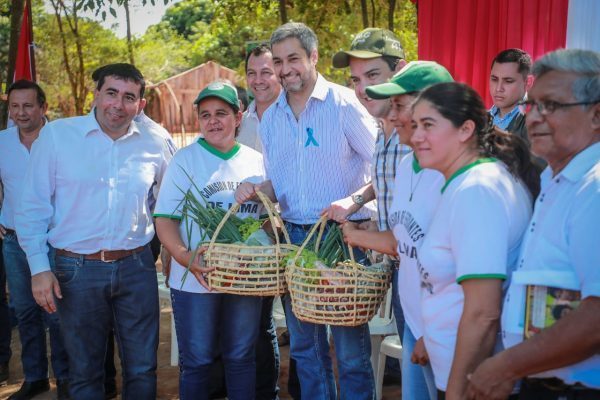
<box><xmin>381</xmin><ymin>55</ymin><xmax>402</xmax><ymax>72</ymax></box>
<box><xmin>244</xmin><ymin>43</ymin><xmax>272</xmax><ymax>73</ymax></box>
<box><xmin>92</xmin><ymin>63</ymin><xmax>146</xmax><ymax>98</ymax></box>
<box><xmin>7</xmin><ymin>80</ymin><xmax>46</xmax><ymax>106</ymax></box>
<box><xmin>491</xmin><ymin>48</ymin><xmax>532</xmax><ymax>79</ymax></box>
<box><xmin>236</xmin><ymin>86</ymin><xmax>249</xmax><ymax>111</ymax></box>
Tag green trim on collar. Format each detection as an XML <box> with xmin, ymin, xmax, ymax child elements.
<box><xmin>441</xmin><ymin>157</ymin><xmax>497</xmax><ymax>193</ymax></box>
<box><xmin>456</xmin><ymin>273</ymin><xmax>506</xmax><ymax>284</ymax></box>
<box><xmin>412</xmin><ymin>155</ymin><xmax>423</xmax><ymax>173</ymax></box>
<box><xmin>153</xmin><ymin>214</ymin><xmax>182</xmax><ymax>221</ymax></box>
<box><xmin>197</xmin><ymin>138</ymin><xmax>240</xmax><ymax>160</ymax></box>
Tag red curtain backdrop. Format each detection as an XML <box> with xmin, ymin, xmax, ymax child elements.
<box><xmin>416</xmin><ymin>0</ymin><xmax>569</xmax><ymax>106</ymax></box>
<box><xmin>14</xmin><ymin>1</ymin><xmax>35</xmax><ymax>81</ymax></box>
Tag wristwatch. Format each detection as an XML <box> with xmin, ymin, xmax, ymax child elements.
<box><xmin>352</xmin><ymin>194</ymin><xmax>366</xmax><ymax>206</ymax></box>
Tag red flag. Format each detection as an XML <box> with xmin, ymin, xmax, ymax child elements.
<box><xmin>14</xmin><ymin>0</ymin><xmax>36</xmax><ymax>81</ymax></box>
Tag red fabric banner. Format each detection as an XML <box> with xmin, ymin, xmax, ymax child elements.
<box><xmin>14</xmin><ymin>1</ymin><xmax>35</xmax><ymax>82</ymax></box>
<box><xmin>416</xmin><ymin>0</ymin><xmax>569</xmax><ymax>106</ymax></box>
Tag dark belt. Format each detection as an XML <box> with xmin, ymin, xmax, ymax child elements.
<box><xmin>523</xmin><ymin>377</ymin><xmax>598</xmax><ymax>393</ymax></box>
<box><xmin>56</xmin><ymin>246</ymin><xmax>146</xmax><ymax>263</ymax></box>
<box><xmin>284</xmin><ymin>218</ymin><xmax>370</xmax><ymax>231</ymax></box>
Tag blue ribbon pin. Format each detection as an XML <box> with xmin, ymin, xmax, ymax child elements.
<box><xmin>304</xmin><ymin>127</ymin><xmax>319</xmax><ymax>147</ymax></box>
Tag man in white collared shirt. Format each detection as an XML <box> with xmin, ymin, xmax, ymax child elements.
<box><xmin>236</xmin><ymin>43</ymin><xmax>286</xmax><ymax>400</ymax></box>
<box><xmin>236</xmin><ymin>22</ymin><xmax>378</xmax><ymax>400</ymax></box>
<box><xmin>0</xmin><ymin>80</ymin><xmax>70</xmax><ymax>400</ymax></box>
<box><xmin>237</xmin><ymin>43</ymin><xmax>282</xmax><ymax>153</ymax></box>
<box><xmin>467</xmin><ymin>49</ymin><xmax>600</xmax><ymax>399</ymax></box>
<box><xmin>15</xmin><ymin>64</ymin><xmax>171</xmax><ymax>400</ymax></box>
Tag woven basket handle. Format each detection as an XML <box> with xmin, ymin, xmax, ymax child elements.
<box><xmin>207</xmin><ymin>190</ymin><xmax>291</xmax><ymax>251</ymax></box>
<box><xmin>292</xmin><ymin>215</ymin><xmax>356</xmax><ymax>264</ymax></box>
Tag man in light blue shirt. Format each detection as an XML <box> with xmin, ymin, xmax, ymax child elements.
<box><xmin>236</xmin><ymin>22</ymin><xmax>378</xmax><ymax>400</ymax></box>
<box><xmin>488</xmin><ymin>48</ymin><xmax>532</xmax><ymax>142</ymax></box>
<box><xmin>16</xmin><ymin>64</ymin><xmax>171</xmax><ymax>400</ymax></box>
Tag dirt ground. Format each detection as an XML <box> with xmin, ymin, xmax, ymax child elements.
<box><xmin>1</xmin><ymin>269</ymin><xmax>402</xmax><ymax>399</ymax></box>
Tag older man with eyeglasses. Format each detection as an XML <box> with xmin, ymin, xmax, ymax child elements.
<box><xmin>466</xmin><ymin>48</ymin><xmax>600</xmax><ymax>400</ymax></box>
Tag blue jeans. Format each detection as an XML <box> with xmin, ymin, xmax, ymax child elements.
<box><xmin>402</xmin><ymin>326</ymin><xmax>437</xmax><ymax>400</ymax></box>
<box><xmin>53</xmin><ymin>245</ymin><xmax>159</xmax><ymax>400</ymax></box>
<box><xmin>284</xmin><ymin>222</ymin><xmax>375</xmax><ymax>400</ymax></box>
<box><xmin>2</xmin><ymin>233</ymin><xmax>69</xmax><ymax>381</ymax></box>
<box><xmin>171</xmin><ymin>289</ymin><xmax>262</xmax><ymax>400</ymax></box>
<box><xmin>391</xmin><ymin>268</ymin><xmax>406</xmax><ymax>341</ymax></box>
<box><xmin>0</xmin><ymin>240</ymin><xmax>11</xmax><ymax>365</ymax></box>
<box><xmin>255</xmin><ymin>296</ymin><xmax>280</xmax><ymax>400</ymax></box>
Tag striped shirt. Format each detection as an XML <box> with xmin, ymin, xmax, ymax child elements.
<box><xmin>371</xmin><ymin>129</ymin><xmax>411</xmax><ymax>230</ymax></box>
<box><xmin>260</xmin><ymin>74</ymin><xmax>377</xmax><ymax>224</ymax></box>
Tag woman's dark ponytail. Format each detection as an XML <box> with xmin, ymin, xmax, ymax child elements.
<box><xmin>477</xmin><ymin>117</ymin><xmax>541</xmax><ymax>198</ymax></box>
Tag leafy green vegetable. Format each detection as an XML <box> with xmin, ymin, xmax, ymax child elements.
<box><xmin>238</xmin><ymin>217</ymin><xmax>263</xmax><ymax>242</ymax></box>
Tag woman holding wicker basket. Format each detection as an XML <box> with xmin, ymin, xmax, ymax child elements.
<box><xmin>153</xmin><ymin>82</ymin><xmax>266</xmax><ymax>400</ymax></box>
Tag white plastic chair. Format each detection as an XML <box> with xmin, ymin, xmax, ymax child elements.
<box><xmin>375</xmin><ymin>334</ymin><xmax>403</xmax><ymax>400</ymax></box>
<box><xmin>368</xmin><ymin>286</ymin><xmax>397</xmax><ymax>383</ymax></box>
<box><xmin>273</xmin><ymin>296</ymin><xmax>287</xmax><ymax>328</ymax></box>
<box><xmin>158</xmin><ymin>282</ymin><xmax>179</xmax><ymax>366</ymax></box>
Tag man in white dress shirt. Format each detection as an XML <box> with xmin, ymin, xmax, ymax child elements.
<box><xmin>0</xmin><ymin>80</ymin><xmax>70</xmax><ymax>400</ymax></box>
<box><xmin>15</xmin><ymin>63</ymin><xmax>171</xmax><ymax>400</ymax></box>
<box><xmin>467</xmin><ymin>49</ymin><xmax>600</xmax><ymax>400</ymax></box>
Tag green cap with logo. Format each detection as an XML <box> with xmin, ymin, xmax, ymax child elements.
<box><xmin>366</xmin><ymin>61</ymin><xmax>454</xmax><ymax>99</ymax></box>
<box><xmin>332</xmin><ymin>28</ymin><xmax>405</xmax><ymax>68</ymax></box>
<box><xmin>193</xmin><ymin>81</ymin><xmax>240</xmax><ymax>111</ymax></box>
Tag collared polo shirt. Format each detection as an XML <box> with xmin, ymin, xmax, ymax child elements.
<box><xmin>259</xmin><ymin>74</ymin><xmax>377</xmax><ymax>224</ymax></box>
<box><xmin>490</xmin><ymin>103</ymin><xmax>522</xmax><ymax>131</ymax></box>
<box><xmin>15</xmin><ymin>111</ymin><xmax>172</xmax><ymax>275</ymax></box>
<box><xmin>0</xmin><ymin>126</ymin><xmax>32</xmax><ymax>230</ymax></box>
<box><xmin>372</xmin><ymin>128</ymin><xmax>410</xmax><ymax>230</ymax></box>
<box><xmin>501</xmin><ymin>142</ymin><xmax>600</xmax><ymax>388</ymax></box>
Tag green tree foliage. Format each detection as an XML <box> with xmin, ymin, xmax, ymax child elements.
<box><xmin>156</xmin><ymin>0</ymin><xmax>417</xmax><ymax>85</ymax></box>
<box><xmin>34</xmin><ymin>3</ymin><xmax>127</xmax><ymax>118</ymax></box>
<box><xmin>135</xmin><ymin>24</ymin><xmax>193</xmax><ymax>83</ymax></box>
<box><xmin>14</xmin><ymin>0</ymin><xmax>416</xmax><ymax>117</ymax></box>
<box><xmin>0</xmin><ymin>0</ymin><xmax>10</xmax><ymax>89</ymax></box>
<box><xmin>161</xmin><ymin>0</ymin><xmax>213</xmax><ymax>39</ymax></box>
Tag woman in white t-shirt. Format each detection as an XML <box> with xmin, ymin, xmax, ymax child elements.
<box><xmin>154</xmin><ymin>82</ymin><xmax>265</xmax><ymax>400</ymax></box>
<box><xmin>410</xmin><ymin>82</ymin><xmax>539</xmax><ymax>398</ymax></box>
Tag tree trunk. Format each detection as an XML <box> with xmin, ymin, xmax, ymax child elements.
<box><xmin>279</xmin><ymin>0</ymin><xmax>287</xmax><ymax>24</ymax></box>
<box><xmin>124</xmin><ymin>0</ymin><xmax>134</xmax><ymax>64</ymax></box>
<box><xmin>1</xmin><ymin>0</ymin><xmax>26</xmax><ymax>129</ymax></box>
<box><xmin>52</xmin><ymin>0</ymin><xmax>87</xmax><ymax>116</ymax></box>
<box><xmin>370</xmin><ymin>0</ymin><xmax>375</xmax><ymax>27</ymax></box>
<box><xmin>388</xmin><ymin>0</ymin><xmax>396</xmax><ymax>31</ymax></box>
<box><xmin>360</xmin><ymin>0</ymin><xmax>368</xmax><ymax>28</ymax></box>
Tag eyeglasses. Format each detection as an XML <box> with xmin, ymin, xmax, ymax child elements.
<box><xmin>518</xmin><ymin>99</ymin><xmax>600</xmax><ymax>115</ymax></box>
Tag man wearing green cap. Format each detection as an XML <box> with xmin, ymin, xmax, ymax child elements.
<box><xmin>326</xmin><ymin>28</ymin><xmax>407</xmax><ymax>227</ymax></box>
<box><xmin>354</xmin><ymin>60</ymin><xmax>453</xmax><ymax>400</ymax></box>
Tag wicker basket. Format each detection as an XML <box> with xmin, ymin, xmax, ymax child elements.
<box><xmin>286</xmin><ymin>216</ymin><xmax>392</xmax><ymax>326</ymax></box>
<box><xmin>205</xmin><ymin>191</ymin><xmax>297</xmax><ymax>296</ymax></box>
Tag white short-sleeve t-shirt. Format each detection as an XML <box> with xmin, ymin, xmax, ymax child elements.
<box><xmin>388</xmin><ymin>152</ymin><xmax>444</xmax><ymax>340</ymax></box>
<box><xmin>418</xmin><ymin>159</ymin><xmax>532</xmax><ymax>390</ymax></box>
<box><xmin>154</xmin><ymin>139</ymin><xmax>266</xmax><ymax>293</ymax></box>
